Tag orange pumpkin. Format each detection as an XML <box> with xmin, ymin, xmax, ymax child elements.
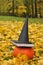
<box><xmin>13</xmin><ymin>47</ymin><xmax>34</xmax><ymax>59</ymax></box>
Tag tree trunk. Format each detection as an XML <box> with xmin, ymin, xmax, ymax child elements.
<box><xmin>12</xmin><ymin>0</ymin><xmax>14</xmax><ymax>16</ymax></box>
<box><xmin>31</xmin><ymin>0</ymin><xmax>34</xmax><ymax>17</ymax></box>
<box><xmin>39</xmin><ymin>0</ymin><xmax>43</xmax><ymax>18</ymax></box>
<box><xmin>35</xmin><ymin>0</ymin><xmax>37</xmax><ymax>17</ymax></box>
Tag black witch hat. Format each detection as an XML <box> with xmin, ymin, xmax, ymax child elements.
<box><xmin>11</xmin><ymin>16</ymin><xmax>34</xmax><ymax>47</ymax></box>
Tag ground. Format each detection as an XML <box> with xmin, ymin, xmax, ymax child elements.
<box><xmin>0</xmin><ymin>16</ymin><xmax>43</xmax><ymax>65</ymax></box>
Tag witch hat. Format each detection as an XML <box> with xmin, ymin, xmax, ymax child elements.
<box><xmin>11</xmin><ymin>16</ymin><xmax>34</xmax><ymax>47</ymax></box>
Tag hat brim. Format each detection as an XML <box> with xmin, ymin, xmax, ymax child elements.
<box><xmin>10</xmin><ymin>40</ymin><xmax>34</xmax><ymax>47</ymax></box>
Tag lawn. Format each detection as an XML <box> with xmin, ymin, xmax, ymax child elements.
<box><xmin>0</xmin><ymin>16</ymin><xmax>43</xmax><ymax>23</ymax></box>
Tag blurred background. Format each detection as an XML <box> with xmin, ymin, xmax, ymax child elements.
<box><xmin>0</xmin><ymin>0</ymin><xmax>43</xmax><ymax>18</ymax></box>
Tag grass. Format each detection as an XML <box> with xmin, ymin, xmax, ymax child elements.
<box><xmin>29</xmin><ymin>18</ymin><xmax>43</xmax><ymax>24</ymax></box>
<box><xmin>0</xmin><ymin>16</ymin><xmax>25</xmax><ymax>21</ymax></box>
<box><xmin>0</xmin><ymin>16</ymin><xmax>43</xmax><ymax>23</ymax></box>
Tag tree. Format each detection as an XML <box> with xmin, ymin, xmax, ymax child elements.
<box><xmin>23</xmin><ymin>0</ymin><xmax>31</xmax><ymax>17</ymax></box>
<box><xmin>31</xmin><ymin>0</ymin><xmax>34</xmax><ymax>17</ymax></box>
<box><xmin>35</xmin><ymin>0</ymin><xmax>37</xmax><ymax>17</ymax></box>
<box><xmin>12</xmin><ymin>0</ymin><xmax>14</xmax><ymax>16</ymax></box>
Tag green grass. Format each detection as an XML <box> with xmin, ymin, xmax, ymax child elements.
<box><xmin>29</xmin><ymin>18</ymin><xmax>43</xmax><ymax>24</ymax></box>
<box><xmin>0</xmin><ymin>16</ymin><xmax>25</xmax><ymax>21</ymax></box>
<box><xmin>0</xmin><ymin>16</ymin><xmax>43</xmax><ymax>23</ymax></box>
